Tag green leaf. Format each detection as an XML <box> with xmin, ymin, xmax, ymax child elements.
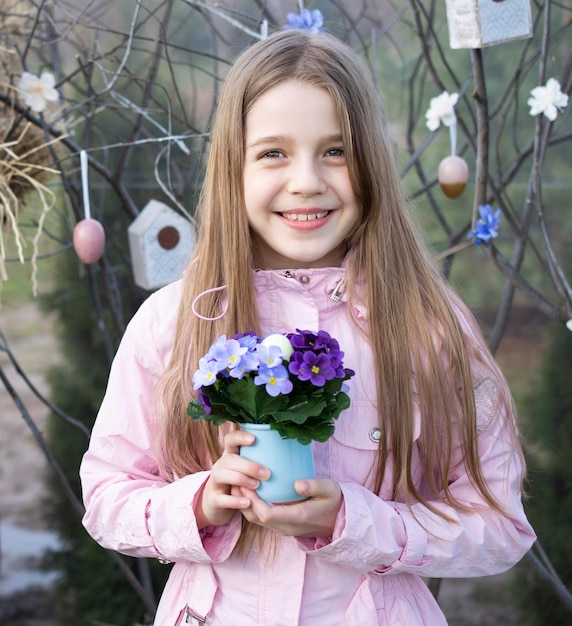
<box><xmin>271</xmin><ymin>410</ymin><xmax>310</xmax><ymax>425</ymax></box>
<box><xmin>282</xmin><ymin>396</ymin><xmax>327</xmax><ymax>416</ymax></box>
<box><xmin>226</xmin><ymin>377</ymin><xmax>258</xmax><ymax>415</ymax></box>
<box><xmin>186</xmin><ymin>399</ymin><xmax>205</xmax><ymax>419</ymax></box>
<box><xmin>254</xmin><ymin>384</ymin><xmax>289</xmax><ymax>417</ymax></box>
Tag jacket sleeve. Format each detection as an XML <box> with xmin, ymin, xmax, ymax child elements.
<box><xmin>80</xmin><ymin>285</ymin><xmax>241</xmax><ymax>564</ymax></box>
<box><xmin>299</xmin><ymin>389</ymin><xmax>535</xmax><ymax>577</ymax></box>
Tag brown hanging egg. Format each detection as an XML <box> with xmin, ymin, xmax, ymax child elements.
<box><xmin>73</xmin><ymin>218</ymin><xmax>105</xmax><ymax>264</ymax></box>
<box><xmin>438</xmin><ymin>155</ymin><xmax>469</xmax><ymax>199</ymax></box>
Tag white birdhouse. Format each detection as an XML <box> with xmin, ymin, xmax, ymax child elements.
<box><xmin>445</xmin><ymin>0</ymin><xmax>533</xmax><ymax>49</ymax></box>
<box><xmin>128</xmin><ymin>200</ymin><xmax>196</xmax><ymax>290</ymax></box>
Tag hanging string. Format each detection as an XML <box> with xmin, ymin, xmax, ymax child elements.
<box><xmin>80</xmin><ymin>150</ymin><xmax>91</xmax><ymax>220</ymax></box>
<box><xmin>449</xmin><ymin>118</ymin><xmax>457</xmax><ymax>157</ymax></box>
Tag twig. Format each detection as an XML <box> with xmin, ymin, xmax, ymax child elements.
<box><xmin>526</xmin><ymin>544</ymin><xmax>572</xmax><ymax>614</ymax></box>
<box><xmin>0</xmin><ymin>363</ymin><xmax>85</xmax><ymax>516</ymax></box>
<box><xmin>180</xmin><ymin>0</ymin><xmax>265</xmax><ymax>39</ymax></box>
<box><xmin>0</xmin><ymin>328</ymin><xmax>91</xmax><ymax>438</ymax></box>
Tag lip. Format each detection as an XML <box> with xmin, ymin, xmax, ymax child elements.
<box><xmin>276</xmin><ymin>209</ymin><xmax>334</xmax><ymax>231</ymax></box>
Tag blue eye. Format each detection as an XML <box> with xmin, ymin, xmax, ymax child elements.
<box><xmin>261</xmin><ymin>150</ymin><xmax>284</xmax><ymax>159</ymax></box>
<box><xmin>326</xmin><ymin>148</ymin><xmax>344</xmax><ymax>157</ymax></box>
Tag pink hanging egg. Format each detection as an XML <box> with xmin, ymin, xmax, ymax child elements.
<box><xmin>438</xmin><ymin>155</ymin><xmax>469</xmax><ymax>199</ymax></box>
<box><xmin>73</xmin><ymin>218</ymin><xmax>105</xmax><ymax>264</ymax></box>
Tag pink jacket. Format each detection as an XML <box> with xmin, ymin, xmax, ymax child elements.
<box><xmin>80</xmin><ymin>267</ymin><xmax>536</xmax><ymax>625</ymax></box>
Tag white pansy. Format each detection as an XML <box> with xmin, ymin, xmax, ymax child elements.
<box><xmin>425</xmin><ymin>91</ymin><xmax>459</xmax><ymax>131</ymax></box>
<box><xmin>527</xmin><ymin>78</ymin><xmax>569</xmax><ymax>121</ymax></box>
<box><xmin>18</xmin><ymin>71</ymin><xmax>59</xmax><ymax>113</ymax></box>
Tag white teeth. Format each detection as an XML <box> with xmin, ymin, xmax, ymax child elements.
<box><xmin>282</xmin><ymin>211</ymin><xmax>329</xmax><ymax>221</ymax></box>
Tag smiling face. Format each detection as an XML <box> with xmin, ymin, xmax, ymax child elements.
<box><xmin>243</xmin><ymin>80</ymin><xmax>362</xmax><ymax>270</ymax></box>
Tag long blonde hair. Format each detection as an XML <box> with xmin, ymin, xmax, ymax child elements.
<box><xmin>156</xmin><ymin>30</ymin><xmax>518</xmax><ymax>517</ymax></box>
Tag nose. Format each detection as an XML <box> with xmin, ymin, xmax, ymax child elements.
<box><xmin>287</xmin><ymin>157</ymin><xmax>326</xmax><ymax>197</ymax></box>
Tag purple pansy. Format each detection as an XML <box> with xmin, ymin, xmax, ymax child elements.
<box><xmin>288</xmin><ymin>329</ymin><xmax>350</xmax><ymax>379</ymax></box>
<box><xmin>254</xmin><ymin>365</ymin><xmax>294</xmax><ymax>397</ymax></box>
<box><xmin>228</xmin><ymin>350</ymin><xmax>259</xmax><ymax>379</ymax></box>
<box><xmin>197</xmin><ymin>387</ymin><xmax>212</xmax><ymax>415</ymax></box>
<box><xmin>192</xmin><ymin>357</ymin><xmax>220</xmax><ymax>389</ymax></box>
<box><xmin>205</xmin><ymin>336</ymin><xmax>245</xmax><ymax>371</ymax></box>
<box><xmin>255</xmin><ymin>344</ymin><xmax>284</xmax><ymax>369</ymax></box>
<box><xmin>289</xmin><ymin>351</ymin><xmax>336</xmax><ymax>387</ymax></box>
<box><xmin>234</xmin><ymin>331</ymin><xmax>258</xmax><ymax>351</ymax></box>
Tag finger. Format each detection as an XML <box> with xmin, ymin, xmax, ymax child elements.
<box><xmin>201</xmin><ymin>492</ymin><xmax>252</xmax><ymax>526</ymax></box>
<box><xmin>222</xmin><ymin>429</ymin><xmax>255</xmax><ymax>454</ymax></box>
<box><xmin>210</xmin><ymin>467</ymin><xmax>261</xmax><ymax>491</ymax></box>
<box><xmin>209</xmin><ymin>492</ymin><xmax>252</xmax><ymax>512</ymax></box>
<box><xmin>239</xmin><ymin>487</ymin><xmax>275</xmax><ymax>521</ymax></box>
<box><xmin>294</xmin><ymin>478</ymin><xmax>338</xmax><ymax>499</ymax></box>
<box><xmin>214</xmin><ymin>454</ymin><xmax>271</xmax><ymax>483</ymax></box>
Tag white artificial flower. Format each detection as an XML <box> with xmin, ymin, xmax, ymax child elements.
<box><xmin>528</xmin><ymin>78</ymin><xmax>569</xmax><ymax>121</ymax></box>
<box><xmin>18</xmin><ymin>71</ymin><xmax>59</xmax><ymax>113</ymax></box>
<box><xmin>425</xmin><ymin>91</ymin><xmax>459</xmax><ymax>131</ymax></box>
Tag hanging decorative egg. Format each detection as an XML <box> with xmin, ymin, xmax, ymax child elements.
<box><xmin>73</xmin><ymin>218</ymin><xmax>105</xmax><ymax>264</ymax></box>
<box><xmin>438</xmin><ymin>155</ymin><xmax>469</xmax><ymax>199</ymax></box>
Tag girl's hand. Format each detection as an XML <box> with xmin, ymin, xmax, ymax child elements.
<box><xmin>195</xmin><ymin>429</ymin><xmax>270</xmax><ymax>529</ymax></box>
<box><xmin>233</xmin><ymin>479</ymin><xmax>343</xmax><ymax>538</ymax></box>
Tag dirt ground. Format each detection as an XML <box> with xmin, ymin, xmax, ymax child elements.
<box><xmin>0</xmin><ymin>300</ymin><xmax>539</xmax><ymax>625</ymax></box>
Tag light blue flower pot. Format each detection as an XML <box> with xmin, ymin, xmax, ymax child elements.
<box><xmin>239</xmin><ymin>423</ymin><xmax>315</xmax><ymax>504</ymax></box>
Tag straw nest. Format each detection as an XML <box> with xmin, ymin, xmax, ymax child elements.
<box><xmin>0</xmin><ymin>0</ymin><xmax>59</xmax><ymax>206</ymax></box>
<box><xmin>0</xmin><ymin>0</ymin><xmax>63</xmax><ymax>292</ymax></box>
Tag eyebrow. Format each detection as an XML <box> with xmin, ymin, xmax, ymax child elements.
<box><xmin>245</xmin><ymin>133</ymin><xmax>344</xmax><ymax>150</ymax></box>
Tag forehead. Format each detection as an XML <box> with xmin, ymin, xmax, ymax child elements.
<box><xmin>245</xmin><ymin>80</ymin><xmax>341</xmax><ymax>141</ymax></box>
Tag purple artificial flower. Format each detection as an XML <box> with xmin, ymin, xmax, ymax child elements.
<box><xmin>283</xmin><ymin>9</ymin><xmax>324</xmax><ymax>34</ymax></box>
<box><xmin>256</xmin><ymin>344</ymin><xmax>284</xmax><ymax>369</ymax></box>
<box><xmin>197</xmin><ymin>387</ymin><xmax>212</xmax><ymax>415</ymax></box>
<box><xmin>289</xmin><ymin>351</ymin><xmax>336</xmax><ymax>387</ymax></box>
<box><xmin>312</xmin><ymin>330</ymin><xmax>330</xmax><ymax>350</ymax></box>
<box><xmin>208</xmin><ymin>337</ymin><xmax>248</xmax><ymax>372</ymax></box>
<box><xmin>254</xmin><ymin>365</ymin><xmax>294</xmax><ymax>397</ymax></box>
<box><xmin>468</xmin><ymin>205</ymin><xmax>501</xmax><ymax>245</ymax></box>
<box><xmin>228</xmin><ymin>349</ymin><xmax>259</xmax><ymax>379</ymax></box>
<box><xmin>289</xmin><ymin>329</ymin><xmax>315</xmax><ymax>350</ymax></box>
<box><xmin>233</xmin><ymin>331</ymin><xmax>258</xmax><ymax>350</ymax></box>
<box><xmin>288</xmin><ymin>328</ymin><xmax>350</xmax><ymax>379</ymax></box>
<box><xmin>318</xmin><ymin>332</ymin><xmax>344</xmax><ymax>368</ymax></box>
<box><xmin>227</xmin><ymin>332</ymin><xmax>259</xmax><ymax>377</ymax></box>
<box><xmin>192</xmin><ymin>357</ymin><xmax>220</xmax><ymax>389</ymax></box>
<box><xmin>288</xmin><ymin>328</ymin><xmax>331</xmax><ymax>351</ymax></box>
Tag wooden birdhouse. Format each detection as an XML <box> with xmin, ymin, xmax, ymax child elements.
<box><xmin>445</xmin><ymin>0</ymin><xmax>533</xmax><ymax>49</ymax></box>
<box><xmin>128</xmin><ymin>200</ymin><xmax>196</xmax><ymax>290</ymax></box>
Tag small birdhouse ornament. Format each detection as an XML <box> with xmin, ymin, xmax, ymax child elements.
<box><xmin>128</xmin><ymin>200</ymin><xmax>196</xmax><ymax>290</ymax></box>
<box><xmin>445</xmin><ymin>0</ymin><xmax>533</xmax><ymax>49</ymax></box>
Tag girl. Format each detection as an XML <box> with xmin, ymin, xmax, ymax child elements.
<box><xmin>80</xmin><ymin>29</ymin><xmax>536</xmax><ymax>625</ymax></box>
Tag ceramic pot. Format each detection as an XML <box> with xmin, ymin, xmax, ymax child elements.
<box><xmin>239</xmin><ymin>423</ymin><xmax>315</xmax><ymax>504</ymax></box>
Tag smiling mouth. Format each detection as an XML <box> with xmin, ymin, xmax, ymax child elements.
<box><xmin>280</xmin><ymin>211</ymin><xmax>330</xmax><ymax>222</ymax></box>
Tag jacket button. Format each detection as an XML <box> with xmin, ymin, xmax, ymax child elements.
<box><xmin>299</xmin><ymin>274</ymin><xmax>310</xmax><ymax>284</ymax></box>
<box><xmin>369</xmin><ymin>427</ymin><xmax>381</xmax><ymax>443</ymax></box>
